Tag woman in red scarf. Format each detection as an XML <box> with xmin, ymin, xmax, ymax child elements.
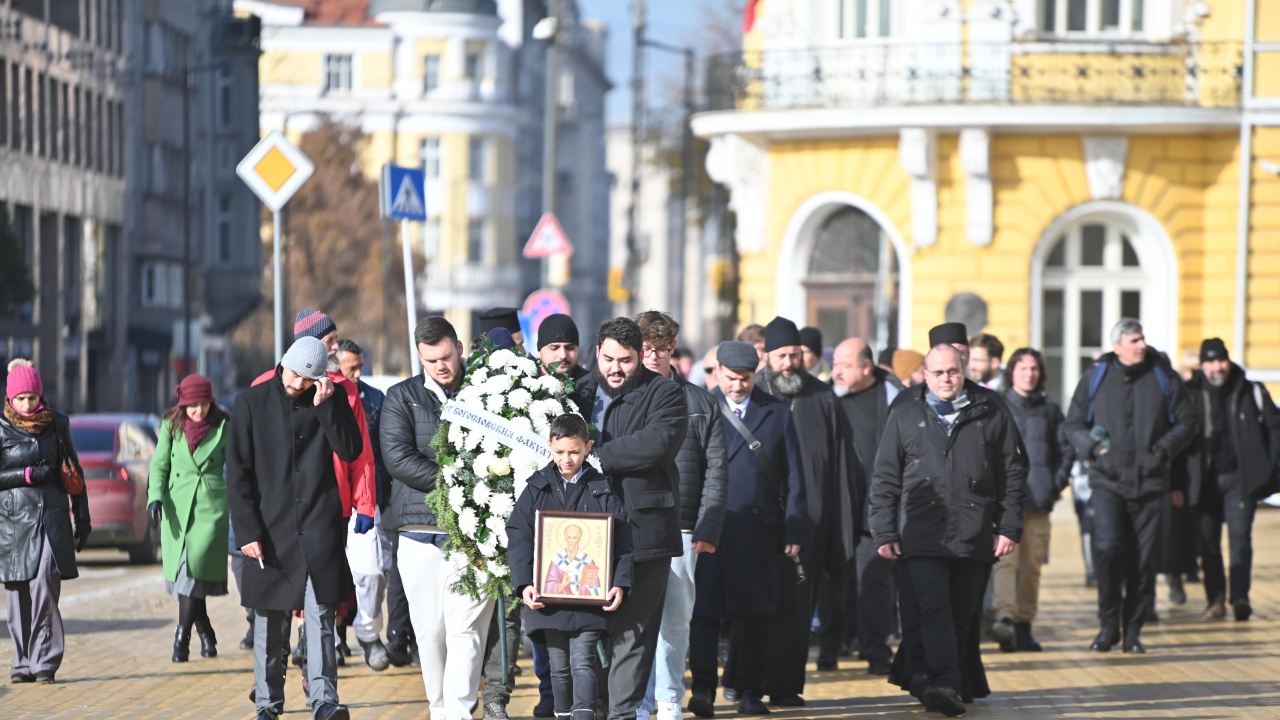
<box><xmin>1</xmin><ymin>359</ymin><xmax>91</xmax><ymax>684</ymax></box>
<box><xmin>148</xmin><ymin>374</ymin><xmax>231</xmax><ymax>662</ymax></box>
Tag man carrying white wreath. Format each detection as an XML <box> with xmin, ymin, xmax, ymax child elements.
<box><xmin>381</xmin><ymin>316</ymin><xmax>495</xmax><ymax>720</ymax></box>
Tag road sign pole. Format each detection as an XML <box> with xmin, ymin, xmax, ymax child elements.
<box><xmin>401</xmin><ymin>218</ymin><xmax>418</xmax><ymax>375</ymax></box>
<box><xmin>273</xmin><ymin>210</ymin><xmax>283</xmax><ymax>361</ymax></box>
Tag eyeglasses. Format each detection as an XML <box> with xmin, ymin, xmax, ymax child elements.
<box><xmin>642</xmin><ymin>347</ymin><xmax>672</xmax><ymax>358</ymax></box>
<box><xmin>928</xmin><ymin>369</ymin><xmax>964</xmax><ymax>380</ymax></box>
<box><xmin>703</xmin><ymin>366</ymin><xmax>715</xmax><ymax>373</ymax></box>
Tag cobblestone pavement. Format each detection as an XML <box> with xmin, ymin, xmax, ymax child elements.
<box><xmin>4</xmin><ymin>501</ymin><xmax>1280</xmax><ymax>718</ymax></box>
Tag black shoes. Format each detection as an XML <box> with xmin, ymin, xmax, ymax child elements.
<box><xmin>770</xmin><ymin>695</ymin><xmax>805</xmax><ymax>707</ymax></box>
<box><xmin>906</xmin><ymin>673</ymin><xmax>929</xmax><ymax>702</ymax></box>
<box><xmin>1122</xmin><ymin>639</ymin><xmax>1146</xmax><ymax>654</ymax></box>
<box><xmin>1234</xmin><ymin>599</ymin><xmax>1253</xmax><ymax>621</ymax></box>
<box><xmin>815</xmin><ymin>659</ymin><xmax>838</xmax><ymax>671</ymax></box>
<box><xmin>1014</xmin><ymin>622</ymin><xmax>1042</xmax><ymax>652</ymax></box>
<box><xmin>688</xmin><ymin>689</ymin><xmax>715</xmax><ymax>718</ymax></box>
<box><xmin>385</xmin><ymin>630</ymin><xmax>414</xmax><ymax>667</ymax></box>
<box><xmin>922</xmin><ymin>686</ymin><xmax>966</xmax><ymax>717</ymax></box>
<box><xmin>737</xmin><ymin>692</ymin><xmax>770</xmax><ymax>715</ymax></box>
<box><xmin>990</xmin><ymin>617</ymin><xmax>1017</xmax><ymax>653</ymax></box>
<box><xmin>196</xmin><ymin>619</ymin><xmax>218</xmax><ymax>658</ymax></box>
<box><xmin>1089</xmin><ymin>631</ymin><xmax>1119</xmax><ymax>652</ymax></box>
<box><xmin>254</xmin><ymin>710</ymin><xmax>279</xmax><ymax>720</ymax></box>
<box><xmin>312</xmin><ymin>703</ymin><xmax>350</xmax><ymax>720</ymax></box>
<box><xmin>34</xmin><ymin>671</ymin><xmax>55</xmax><ymax>684</ymax></box>
<box><xmin>10</xmin><ymin>672</ymin><xmax>35</xmax><ymax>683</ymax></box>
<box><xmin>867</xmin><ymin>656</ymin><xmax>892</xmax><ymax>675</ymax></box>
<box><xmin>1168</xmin><ymin>575</ymin><xmax>1187</xmax><ymax>606</ymax></box>
<box><xmin>722</xmin><ymin>688</ymin><xmax>738</xmax><ymax>702</ymax></box>
<box><xmin>291</xmin><ymin>625</ymin><xmax>306</xmax><ymax>667</ymax></box>
<box><xmin>359</xmin><ymin>638</ymin><xmax>391</xmax><ymax>672</ymax></box>
<box><xmin>173</xmin><ymin>626</ymin><xmax>192</xmax><ymax>663</ymax></box>
<box><xmin>532</xmin><ymin>694</ymin><xmax>555</xmax><ymax>718</ymax></box>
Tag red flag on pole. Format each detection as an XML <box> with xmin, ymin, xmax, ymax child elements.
<box><xmin>743</xmin><ymin>0</ymin><xmax>760</xmax><ymax>33</ymax></box>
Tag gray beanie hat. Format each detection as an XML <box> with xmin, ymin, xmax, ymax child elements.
<box><xmin>281</xmin><ymin>337</ymin><xmax>329</xmax><ymax>380</ymax></box>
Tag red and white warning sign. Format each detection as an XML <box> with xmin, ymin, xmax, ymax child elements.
<box><xmin>522</xmin><ymin>212</ymin><xmax>574</xmax><ymax>259</ymax></box>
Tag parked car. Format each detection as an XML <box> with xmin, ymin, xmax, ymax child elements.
<box><xmin>69</xmin><ymin>414</ymin><xmax>161</xmax><ymax>564</ymax></box>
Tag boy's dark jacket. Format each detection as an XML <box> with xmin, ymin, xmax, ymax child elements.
<box><xmin>508</xmin><ymin>462</ymin><xmax>634</xmax><ymax>635</ymax></box>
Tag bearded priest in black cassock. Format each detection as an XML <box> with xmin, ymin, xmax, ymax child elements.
<box><xmin>752</xmin><ymin>316</ymin><xmax>862</xmax><ymax>707</ymax></box>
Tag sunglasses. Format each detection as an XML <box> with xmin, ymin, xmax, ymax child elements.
<box><xmin>703</xmin><ymin>367</ymin><xmax>715</xmax><ymax>373</ymax></box>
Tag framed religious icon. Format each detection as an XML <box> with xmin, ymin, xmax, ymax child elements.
<box><xmin>533</xmin><ymin>510</ymin><xmax>616</xmax><ymax>606</ymax></box>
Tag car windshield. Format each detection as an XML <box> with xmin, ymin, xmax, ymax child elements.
<box><xmin>70</xmin><ymin>427</ymin><xmax>116</xmax><ymax>454</ymax></box>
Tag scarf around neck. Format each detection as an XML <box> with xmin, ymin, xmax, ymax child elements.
<box><xmin>181</xmin><ymin>415</ymin><xmax>214</xmax><ymax>455</ymax></box>
<box><xmin>4</xmin><ymin>400</ymin><xmax>54</xmax><ymax>436</ymax></box>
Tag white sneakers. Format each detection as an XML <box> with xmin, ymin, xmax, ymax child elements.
<box><xmin>635</xmin><ymin>709</ymin><xmax>651</xmax><ymax>720</ymax></box>
<box><xmin>656</xmin><ymin>702</ymin><xmax>682</xmax><ymax>720</ymax></box>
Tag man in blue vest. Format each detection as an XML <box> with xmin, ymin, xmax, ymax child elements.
<box><xmin>1063</xmin><ymin>318</ymin><xmax>1195</xmax><ymax>654</ymax></box>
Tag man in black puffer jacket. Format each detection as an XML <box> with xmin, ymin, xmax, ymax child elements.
<box><xmin>991</xmin><ymin>348</ymin><xmax>1072</xmax><ymax>653</ymax></box>
<box><xmin>634</xmin><ymin>311</ymin><xmax>728</xmax><ymax>720</ymax></box>
<box><xmin>870</xmin><ymin>344</ymin><xmax>1026</xmax><ymax>717</ymax></box>
<box><xmin>1063</xmin><ymin>319</ymin><xmax>1195</xmax><ymax>655</ymax></box>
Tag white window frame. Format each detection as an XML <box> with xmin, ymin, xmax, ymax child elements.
<box><xmin>468</xmin><ymin>136</ymin><xmax>486</xmax><ymax>182</ymax></box>
<box><xmin>420</xmin><ymin>137</ymin><xmax>441</xmax><ymax>179</ymax></box>
<box><xmin>423</xmin><ymin>54</ymin><xmax>440</xmax><ymax>96</ymax></box>
<box><xmin>831</xmin><ymin>0</ymin><xmax>897</xmax><ymax>41</ymax></box>
<box><xmin>323</xmin><ymin>54</ymin><xmax>354</xmax><ymax>94</ymax></box>
<box><xmin>465</xmin><ymin>52</ymin><xmax>483</xmax><ymax>97</ymax></box>
<box><xmin>1031</xmin><ymin>209</ymin><xmax>1174</xmax><ymax>406</ymax></box>
<box><xmin>1040</xmin><ymin>0</ymin><xmax>1145</xmax><ymax>37</ymax></box>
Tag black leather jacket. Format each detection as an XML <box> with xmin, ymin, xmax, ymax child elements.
<box><xmin>0</xmin><ymin>412</ymin><xmax>88</xmax><ymax>582</ymax></box>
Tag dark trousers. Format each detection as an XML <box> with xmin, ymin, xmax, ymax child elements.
<box><xmin>904</xmin><ymin>557</ymin><xmax>985</xmax><ymax>692</ymax></box>
<box><xmin>545</xmin><ymin>629</ymin><xmax>603</xmax><ymax>719</ymax></box>
<box><xmin>230</xmin><ymin>555</ymin><xmax>256</xmax><ymax>628</ymax></box>
<box><xmin>604</xmin><ymin>558</ymin><xmax>671</xmax><ymax>720</ymax></box>
<box><xmin>814</xmin><ymin>557</ymin><xmax>856</xmax><ymax>666</ymax></box>
<box><xmin>1091</xmin><ymin>486</ymin><xmax>1161</xmax><ymax>641</ymax></box>
<box><xmin>689</xmin><ymin>614</ymin><xmax>770</xmax><ymax>696</ymax></box>
<box><xmin>533</xmin><ymin>637</ymin><xmax>552</xmax><ymax>699</ymax></box>
<box><xmin>1198</xmin><ymin>474</ymin><xmax>1257</xmax><ymax>605</ymax></box>
<box><xmin>385</xmin><ymin>531</ymin><xmax>413</xmax><ymax>640</ymax></box>
<box><xmin>481</xmin><ymin>596</ymin><xmax>523</xmax><ymax>705</ymax></box>
<box><xmin>763</xmin><ymin>542</ymin><xmax>822</xmax><ymax>699</ymax></box>
<box><xmin>855</xmin><ymin>535</ymin><xmax>896</xmax><ymax>664</ymax></box>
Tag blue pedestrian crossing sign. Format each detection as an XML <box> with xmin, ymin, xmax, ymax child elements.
<box><xmin>380</xmin><ymin>164</ymin><xmax>427</xmax><ymax>221</ymax></box>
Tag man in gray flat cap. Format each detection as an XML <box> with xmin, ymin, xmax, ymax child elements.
<box><xmin>229</xmin><ymin>337</ymin><xmax>365</xmax><ymax>720</ymax></box>
<box><xmin>688</xmin><ymin>342</ymin><xmax>807</xmax><ymax>717</ymax></box>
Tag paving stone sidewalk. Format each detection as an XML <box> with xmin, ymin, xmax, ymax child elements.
<box><xmin>4</xmin><ymin>502</ymin><xmax>1280</xmax><ymax>718</ymax></box>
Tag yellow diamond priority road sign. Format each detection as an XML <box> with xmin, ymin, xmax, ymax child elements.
<box><xmin>236</xmin><ymin>130</ymin><xmax>315</xmax><ymax>212</ymax></box>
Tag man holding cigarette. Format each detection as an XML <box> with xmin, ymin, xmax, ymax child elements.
<box><xmin>229</xmin><ymin>337</ymin><xmax>366</xmax><ymax>720</ymax></box>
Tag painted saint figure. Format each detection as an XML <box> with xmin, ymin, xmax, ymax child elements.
<box><xmin>545</xmin><ymin>524</ymin><xmax>602</xmax><ymax>597</ymax></box>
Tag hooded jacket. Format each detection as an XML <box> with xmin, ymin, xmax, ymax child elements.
<box><xmin>1003</xmin><ymin>390</ymin><xmax>1071</xmax><ymax>514</ymax></box>
<box><xmin>868</xmin><ymin>381</ymin><xmax>1027</xmax><ymax>562</ymax></box>
<box><xmin>1180</xmin><ymin>363</ymin><xmax>1280</xmax><ymax>504</ymax></box>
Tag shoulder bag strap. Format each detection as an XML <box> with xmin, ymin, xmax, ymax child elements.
<box><xmin>720</xmin><ymin>403</ymin><xmax>785</xmax><ymax>510</ymax></box>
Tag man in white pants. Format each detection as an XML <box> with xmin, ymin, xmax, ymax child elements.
<box><xmin>381</xmin><ymin>316</ymin><xmax>495</xmax><ymax>719</ymax></box>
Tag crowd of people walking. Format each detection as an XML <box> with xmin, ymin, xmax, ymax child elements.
<box><xmin>2</xmin><ymin>304</ymin><xmax>1278</xmax><ymax>720</ymax></box>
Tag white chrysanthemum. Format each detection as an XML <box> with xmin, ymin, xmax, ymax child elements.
<box><xmin>470</xmin><ymin>367</ymin><xmax>490</xmax><ymax>385</ymax></box>
<box><xmin>485</xmin><ymin>514</ymin><xmax>505</xmax><ymax>535</ymax></box>
<box><xmin>486</xmin><ymin>558</ymin><xmax>504</xmax><ymax>578</ymax></box>
<box><xmin>448</xmin><ymin>422</ymin><xmax>465</xmax><ymax>447</ymax></box>
<box><xmin>509</xmin><ymin>416</ymin><xmax>535</xmax><ymax>436</ymax></box>
<box><xmin>473</xmin><ymin>481</ymin><xmax>493</xmax><ymax>507</ymax></box>
<box><xmin>466</xmin><ymin>430</ymin><xmax>485</xmax><ymax>452</ymax></box>
<box><xmin>474</xmin><ymin>451</ymin><xmax>497</xmax><ymax>477</ymax></box>
<box><xmin>515</xmin><ymin>476</ymin><xmax>529</xmax><ymax>500</ymax></box>
<box><xmin>442</xmin><ymin>463</ymin><xmax>457</xmax><ymax>483</ymax></box>
<box><xmin>522</xmin><ymin>376</ymin><xmax>541</xmax><ymax>391</ymax></box>
<box><xmin>449</xmin><ymin>484</ymin><xmax>466</xmax><ymax>511</ymax></box>
<box><xmin>456</xmin><ymin>386</ymin><xmax>484</xmax><ymax>406</ymax></box>
<box><xmin>478</xmin><ymin>536</ymin><xmax>498</xmax><ymax>559</ymax></box>
<box><xmin>488</xmin><ymin>349</ymin><xmax>517</xmax><ymax>368</ymax></box>
<box><xmin>538</xmin><ymin>375</ymin><xmax>565</xmax><ymax>395</ymax></box>
<box><xmin>488</xmin><ymin>493</ymin><xmax>515</xmax><ymax>518</ymax></box>
<box><xmin>495</xmin><ymin>528</ymin><xmax>508</xmax><ymax>548</ymax></box>
<box><xmin>511</xmin><ymin>357</ymin><xmax>539</xmax><ymax>378</ymax></box>
<box><xmin>507</xmin><ymin>388</ymin><xmax>533</xmax><ymax>410</ymax></box>
<box><xmin>458</xmin><ymin>507</ymin><xmax>480</xmax><ymax>535</ymax></box>
<box><xmin>480</xmin><ymin>433</ymin><xmax>500</xmax><ymax>454</ymax></box>
<box><xmin>485</xmin><ymin>393</ymin><xmax>505</xmax><ymax>414</ymax></box>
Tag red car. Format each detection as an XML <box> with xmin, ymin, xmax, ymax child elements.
<box><xmin>68</xmin><ymin>414</ymin><xmax>162</xmax><ymax>564</ymax></box>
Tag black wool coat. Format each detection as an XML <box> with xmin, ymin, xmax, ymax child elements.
<box><xmin>580</xmin><ymin>367</ymin><xmax>689</xmax><ymax>562</ymax></box>
<box><xmin>758</xmin><ymin>369</ymin><xmax>859</xmax><ymax>576</ymax></box>
<box><xmin>694</xmin><ymin>388</ymin><xmax>807</xmax><ymax>617</ymax></box>
<box><xmin>869</xmin><ymin>382</ymin><xmax>1027</xmax><ymax>563</ymax></box>
<box><xmin>227</xmin><ymin>368</ymin><xmax>363</xmax><ymax>611</ymax></box>
<box><xmin>1062</xmin><ymin>352</ymin><xmax>1196</xmax><ymax>500</ymax></box>
<box><xmin>1180</xmin><ymin>364</ymin><xmax>1280</xmax><ymax>504</ymax></box>
<box><xmin>508</xmin><ymin>463</ymin><xmax>634</xmax><ymax>635</ymax></box>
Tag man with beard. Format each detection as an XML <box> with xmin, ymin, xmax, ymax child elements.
<box><xmin>755</xmin><ymin>316</ymin><xmax>859</xmax><ymax>707</ymax></box>
<box><xmin>870</xmin><ymin>344</ymin><xmax>1025</xmax><ymax>717</ymax></box>
<box><xmin>816</xmin><ymin>338</ymin><xmax>899</xmax><ymax>675</ymax></box>
<box><xmin>688</xmin><ymin>341</ymin><xmax>806</xmax><ymax>717</ymax></box>
<box><xmin>968</xmin><ymin>334</ymin><xmax>1005</xmax><ymax>392</ymax></box>
<box><xmin>634</xmin><ymin>311</ymin><xmax>728</xmax><ymax>720</ymax></box>
<box><xmin>1063</xmin><ymin>318</ymin><xmax>1195</xmax><ymax>654</ymax></box>
<box><xmin>1181</xmin><ymin>338</ymin><xmax>1280</xmax><ymax>621</ymax></box>
<box><xmin>230</xmin><ymin>337</ymin><xmax>366</xmax><ymax>720</ymax></box>
<box><xmin>253</xmin><ymin>311</ymin><xmax>379</xmax><ymax>675</ymax></box>
<box><xmin>382</xmin><ymin>317</ymin><xmax>497</xmax><ymax>720</ymax></box>
<box><xmin>576</xmin><ymin>317</ymin><xmax>688</xmax><ymax>720</ymax></box>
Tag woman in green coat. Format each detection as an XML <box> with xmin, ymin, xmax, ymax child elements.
<box><xmin>147</xmin><ymin>374</ymin><xmax>230</xmax><ymax>663</ymax></box>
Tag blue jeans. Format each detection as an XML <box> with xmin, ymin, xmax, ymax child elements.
<box><xmin>642</xmin><ymin>533</ymin><xmax>697</xmax><ymax>711</ymax></box>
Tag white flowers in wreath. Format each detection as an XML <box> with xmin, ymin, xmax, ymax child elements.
<box><xmin>428</xmin><ymin>337</ymin><xmax>596</xmax><ymax>600</ymax></box>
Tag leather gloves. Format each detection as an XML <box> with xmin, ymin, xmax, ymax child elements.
<box><xmin>148</xmin><ymin>500</ymin><xmax>163</xmax><ymax>529</ymax></box>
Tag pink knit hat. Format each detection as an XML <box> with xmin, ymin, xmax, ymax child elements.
<box><xmin>6</xmin><ymin>359</ymin><xmax>44</xmax><ymax>402</ymax></box>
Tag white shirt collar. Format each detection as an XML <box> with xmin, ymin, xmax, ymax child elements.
<box><xmin>560</xmin><ymin>467</ymin><xmax>586</xmax><ymax>487</ymax></box>
<box><xmin>726</xmin><ymin>395</ymin><xmax>750</xmax><ymax>417</ymax></box>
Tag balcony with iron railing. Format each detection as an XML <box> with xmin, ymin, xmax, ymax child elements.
<box><xmin>704</xmin><ymin>41</ymin><xmax>1244</xmax><ymax>113</ymax></box>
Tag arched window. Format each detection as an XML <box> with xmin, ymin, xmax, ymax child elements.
<box><xmin>1039</xmin><ymin>219</ymin><xmax>1146</xmax><ymax>402</ymax></box>
<box><xmin>804</xmin><ymin>206</ymin><xmax>899</xmax><ymax>351</ymax></box>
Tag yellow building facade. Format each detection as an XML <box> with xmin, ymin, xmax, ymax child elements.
<box><xmin>239</xmin><ymin>0</ymin><xmax>522</xmax><ymax>340</ymax></box>
<box><xmin>696</xmin><ymin>0</ymin><xmax>1280</xmax><ymax>399</ymax></box>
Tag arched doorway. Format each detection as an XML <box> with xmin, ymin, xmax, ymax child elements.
<box><xmin>777</xmin><ymin>192</ymin><xmax>910</xmax><ymax>353</ymax></box>
<box><xmin>1031</xmin><ymin>203</ymin><xmax>1177</xmax><ymax>404</ymax></box>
